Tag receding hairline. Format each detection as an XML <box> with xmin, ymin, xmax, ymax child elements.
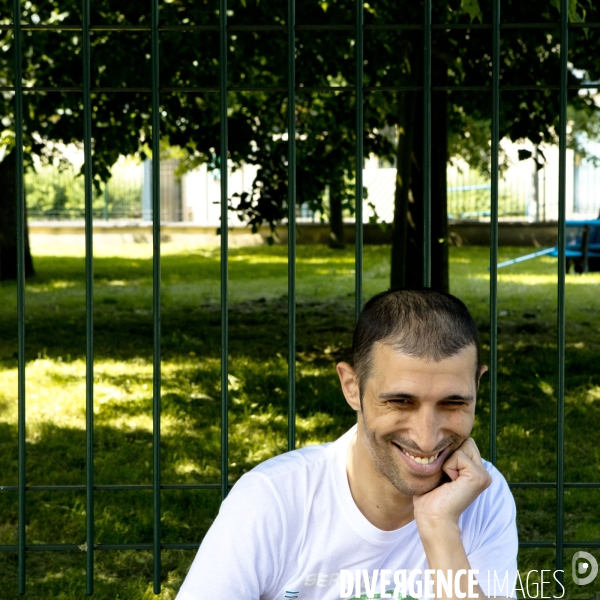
<box><xmin>385</xmin><ymin>338</ymin><xmax>478</xmax><ymax>366</ymax></box>
<box><xmin>350</xmin><ymin>288</ymin><xmax>483</xmax><ymax>400</ymax></box>
<box><xmin>354</xmin><ymin>341</ymin><xmax>482</xmax><ymax>406</ymax></box>
<box><xmin>359</xmin><ymin>338</ymin><xmax>480</xmax><ymax>379</ymax></box>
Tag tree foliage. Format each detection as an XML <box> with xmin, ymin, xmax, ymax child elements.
<box><xmin>2</xmin><ymin>0</ymin><xmax>600</xmax><ymax>283</ymax></box>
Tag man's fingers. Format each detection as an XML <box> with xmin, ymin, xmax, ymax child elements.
<box><xmin>454</xmin><ymin>438</ymin><xmax>486</xmax><ymax>467</ymax></box>
<box><xmin>442</xmin><ymin>448</ymin><xmax>474</xmax><ymax>480</ymax></box>
<box><xmin>457</xmin><ymin>438</ymin><xmax>479</xmax><ymax>459</ymax></box>
<box><xmin>443</xmin><ymin>444</ymin><xmax>492</xmax><ymax>490</ymax></box>
<box><xmin>443</xmin><ymin>463</ymin><xmax>460</xmax><ymax>481</ymax></box>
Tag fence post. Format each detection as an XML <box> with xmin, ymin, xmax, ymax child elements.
<box><xmin>555</xmin><ymin>0</ymin><xmax>569</xmax><ymax>585</ymax></box>
<box><xmin>489</xmin><ymin>0</ymin><xmax>500</xmax><ymax>467</ymax></box>
<box><xmin>287</xmin><ymin>0</ymin><xmax>297</xmax><ymax>451</ymax></box>
<box><xmin>219</xmin><ymin>0</ymin><xmax>230</xmax><ymax>497</ymax></box>
<box><xmin>82</xmin><ymin>0</ymin><xmax>95</xmax><ymax>592</ymax></box>
<box><xmin>151</xmin><ymin>0</ymin><xmax>162</xmax><ymax>590</ymax></box>
<box><xmin>422</xmin><ymin>0</ymin><xmax>431</xmax><ymax>287</ymax></box>
<box><xmin>355</xmin><ymin>0</ymin><xmax>363</xmax><ymax>319</ymax></box>
<box><xmin>12</xmin><ymin>0</ymin><xmax>26</xmax><ymax>593</ymax></box>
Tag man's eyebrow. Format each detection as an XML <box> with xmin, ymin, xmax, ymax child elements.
<box><xmin>444</xmin><ymin>394</ymin><xmax>475</xmax><ymax>402</ymax></box>
<box><xmin>378</xmin><ymin>392</ymin><xmax>417</xmax><ymax>400</ymax></box>
<box><xmin>378</xmin><ymin>392</ymin><xmax>474</xmax><ymax>401</ymax></box>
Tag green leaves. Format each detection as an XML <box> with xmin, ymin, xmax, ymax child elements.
<box><xmin>550</xmin><ymin>0</ymin><xmax>587</xmax><ymax>23</ymax></box>
<box><xmin>460</xmin><ymin>0</ymin><xmax>482</xmax><ymax>23</ymax></box>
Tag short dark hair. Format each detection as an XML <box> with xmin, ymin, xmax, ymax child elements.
<box><xmin>352</xmin><ymin>288</ymin><xmax>481</xmax><ymax>394</ymax></box>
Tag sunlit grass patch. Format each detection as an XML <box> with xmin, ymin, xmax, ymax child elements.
<box><xmin>1</xmin><ymin>241</ymin><xmax>599</xmax><ymax>597</ymax></box>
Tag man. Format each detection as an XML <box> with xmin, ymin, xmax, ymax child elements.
<box><xmin>177</xmin><ymin>289</ymin><xmax>518</xmax><ymax>600</ymax></box>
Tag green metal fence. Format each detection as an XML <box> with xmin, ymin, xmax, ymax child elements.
<box><xmin>3</xmin><ymin>0</ymin><xmax>600</xmax><ymax>595</ymax></box>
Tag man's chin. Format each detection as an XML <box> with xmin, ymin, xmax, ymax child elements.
<box><xmin>413</xmin><ymin>470</ymin><xmax>451</xmax><ymax>495</ymax></box>
<box><xmin>388</xmin><ymin>469</ymin><xmax>447</xmax><ymax>497</ymax></box>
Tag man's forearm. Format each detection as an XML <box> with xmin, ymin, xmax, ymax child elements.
<box><xmin>418</xmin><ymin>522</ymin><xmax>504</xmax><ymax>600</ymax></box>
<box><xmin>411</xmin><ymin>439</ymin><xmax>513</xmax><ymax>600</ymax></box>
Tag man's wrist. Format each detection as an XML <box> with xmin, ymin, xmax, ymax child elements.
<box><xmin>416</xmin><ymin>518</ymin><xmax>461</xmax><ymax>547</ymax></box>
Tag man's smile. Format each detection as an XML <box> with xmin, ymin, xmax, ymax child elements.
<box><xmin>391</xmin><ymin>442</ymin><xmax>454</xmax><ymax>476</ymax></box>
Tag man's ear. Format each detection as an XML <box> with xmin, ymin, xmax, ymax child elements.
<box><xmin>476</xmin><ymin>364</ymin><xmax>488</xmax><ymax>390</ymax></box>
<box><xmin>336</xmin><ymin>362</ymin><xmax>361</xmax><ymax>412</ymax></box>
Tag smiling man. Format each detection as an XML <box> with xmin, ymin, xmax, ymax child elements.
<box><xmin>177</xmin><ymin>289</ymin><xmax>518</xmax><ymax>600</ymax></box>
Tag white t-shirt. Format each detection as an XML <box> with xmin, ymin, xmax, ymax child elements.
<box><xmin>177</xmin><ymin>426</ymin><xmax>518</xmax><ymax>600</ymax></box>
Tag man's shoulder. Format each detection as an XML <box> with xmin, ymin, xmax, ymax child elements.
<box><xmin>252</xmin><ymin>440</ymin><xmax>333</xmax><ymax>477</ymax></box>
<box><xmin>481</xmin><ymin>459</ymin><xmax>512</xmax><ymax>495</ymax></box>
<box><xmin>460</xmin><ymin>458</ymin><xmax>518</xmax><ymax>564</ymax></box>
<box><xmin>231</xmin><ymin>427</ymin><xmax>353</xmax><ymax>498</ymax></box>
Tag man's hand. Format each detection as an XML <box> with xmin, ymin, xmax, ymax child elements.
<box><xmin>413</xmin><ymin>439</ymin><xmax>494</xmax><ymax>599</ymax></box>
<box><xmin>413</xmin><ymin>438</ymin><xmax>492</xmax><ymax>533</ymax></box>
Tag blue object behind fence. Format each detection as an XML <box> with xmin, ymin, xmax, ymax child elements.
<box><xmin>493</xmin><ymin>219</ymin><xmax>600</xmax><ymax>273</ymax></box>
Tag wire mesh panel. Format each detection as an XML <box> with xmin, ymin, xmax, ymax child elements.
<box><xmin>3</xmin><ymin>0</ymin><xmax>600</xmax><ymax>596</ymax></box>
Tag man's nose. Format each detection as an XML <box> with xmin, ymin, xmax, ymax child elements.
<box><xmin>409</xmin><ymin>407</ymin><xmax>443</xmax><ymax>453</ymax></box>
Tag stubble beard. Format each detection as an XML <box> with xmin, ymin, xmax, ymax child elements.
<box><xmin>360</xmin><ymin>416</ymin><xmax>460</xmax><ymax>497</ymax></box>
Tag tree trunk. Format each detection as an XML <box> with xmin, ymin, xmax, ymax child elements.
<box><xmin>0</xmin><ymin>148</ymin><xmax>35</xmax><ymax>280</ymax></box>
<box><xmin>391</xmin><ymin>91</ymin><xmax>417</xmax><ymax>287</ymax></box>
<box><xmin>430</xmin><ymin>73</ymin><xmax>449</xmax><ymax>292</ymax></box>
<box><xmin>390</xmin><ymin>56</ymin><xmax>449</xmax><ymax>292</ymax></box>
<box><xmin>328</xmin><ymin>175</ymin><xmax>345</xmax><ymax>249</ymax></box>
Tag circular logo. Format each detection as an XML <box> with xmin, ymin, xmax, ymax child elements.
<box><xmin>572</xmin><ymin>551</ymin><xmax>599</xmax><ymax>586</ymax></box>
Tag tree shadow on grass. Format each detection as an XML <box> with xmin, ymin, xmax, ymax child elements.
<box><xmin>0</xmin><ymin>349</ymin><xmax>356</xmax><ymax>596</ymax></box>
<box><xmin>0</xmin><ymin>294</ymin><xmax>357</xmax><ymax>367</ymax></box>
<box><xmin>2</xmin><ymin>283</ymin><xmax>600</xmax><ymax>597</ymax></box>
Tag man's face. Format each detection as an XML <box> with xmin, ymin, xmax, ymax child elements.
<box><xmin>355</xmin><ymin>343</ymin><xmax>482</xmax><ymax>497</ymax></box>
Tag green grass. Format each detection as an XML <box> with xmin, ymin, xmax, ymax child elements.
<box><xmin>0</xmin><ymin>240</ymin><xmax>599</xmax><ymax>598</ymax></box>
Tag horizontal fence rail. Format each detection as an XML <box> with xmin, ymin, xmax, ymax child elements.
<box><xmin>3</xmin><ymin>21</ymin><xmax>600</xmax><ymax>30</ymax></box>
<box><xmin>3</xmin><ymin>0</ymin><xmax>599</xmax><ymax>594</ymax></box>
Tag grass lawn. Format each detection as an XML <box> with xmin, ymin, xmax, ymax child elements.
<box><xmin>0</xmin><ymin>240</ymin><xmax>599</xmax><ymax>598</ymax></box>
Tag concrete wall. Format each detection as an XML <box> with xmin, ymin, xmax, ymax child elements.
<box><xmin>447</xmin><ymin>221</ymin><xmax>557</xmax><ymax>247</ymax></box>
<box><xmin>29</xmin><ymin>220</ymin><xmax>559</xmax><ymax>247</ymax></box>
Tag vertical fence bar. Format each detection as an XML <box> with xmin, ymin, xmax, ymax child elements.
<box><xmin>12</xmin><ymin>0</ymin><xmax>26</xmax><ymax>593</ymax></box>
<box><xmin>151</xmin><ymin>0</ymin><xmax>162</xmax><ymax>590</ymax></box>
<box><xmin>555</xmin><ymin>0</ymin><xmax>568</xmax><ymax>583</ymax></box>
<box><xmin>219</xmin><ymin>0</ymin><xmax>229</xmax><ymax>494</ymax></box>
<box><xmin>354</xmin><ymin>0</ymin><xmax>363</xmax><ymax>320</ymax></box>
<box><xmin>82</xmin><ymin>0</ymin><xmax>94</xmax><ymax>592</ymax></box>
<box><xmin>489</xmin><ymin>0</ymin><xmax>500</xmax><ymax>466</ymax></box>
<box><xmin>287</xmin><ymin>0</ymin><xmax>296</xmax><ymax>451</ymax></box>
<box><xmin>422</xmin><ymin>0</ymin><xmax>431</xmax><ymax>287</ymax></box>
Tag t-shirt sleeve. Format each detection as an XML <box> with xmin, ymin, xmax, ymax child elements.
<box><xmin>176</xmin><ymin>472</ymin><xmax>286</xmax><ymax>600</ymax></box>
<box><xmin>463</xmin><ymin>464</ymin><xmax>519</xmax><ymax>598</ymax></box>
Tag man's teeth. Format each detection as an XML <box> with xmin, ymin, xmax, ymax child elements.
<box><xmin>402</xmin><ymin>450</ymin><xmax>439</xmax><ymax>465</ymax></box>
